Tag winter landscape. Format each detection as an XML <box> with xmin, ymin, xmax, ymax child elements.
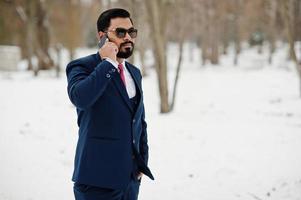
<box><xmin>0</xmin><ymin>44</ymin><xmax>301</xmax><ymax>200</ymax></box>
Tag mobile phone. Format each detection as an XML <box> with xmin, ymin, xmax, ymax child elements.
<box><xmin>98</xmin><ymin>34</ymin><xmax>108</xmax><ymax>49</ymax></box>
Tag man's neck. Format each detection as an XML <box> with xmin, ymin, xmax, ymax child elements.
<box><xmin>117</xmin><ymin>58</ymin><xmax>124</xmax><ymax>64</ymax></box>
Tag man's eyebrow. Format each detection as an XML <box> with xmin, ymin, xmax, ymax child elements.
<box><xmin>116</xmin><ymin>26</ymin><xmax>134</xmax><ymax>29</ymax></box>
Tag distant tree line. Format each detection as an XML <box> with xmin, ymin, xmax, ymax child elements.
<box><xmin>0</xmin><ymin>0</ymin><xmax>300</xmax><ymax>112</ymax></box>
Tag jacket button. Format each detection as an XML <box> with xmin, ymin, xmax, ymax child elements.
<box><xmin>106</xmin><ymin>74</ymin><xmax>111</xmax><ymax>78</ymax></box>
<box><xmin>133</xmin><ymin>139</ymin><xmax>136</xmax><ymax>144</ymax></box>
<box><xmin>109</xmin><ymin>68</ymin><xmax>116</xmax><ymax>73</ymax></box>
<box><xmin>133</xmin><ymin>119</ymin><xmax>136</xmax><ymax>123</ymax></box>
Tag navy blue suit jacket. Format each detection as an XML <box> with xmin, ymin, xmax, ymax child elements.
<box><xmin>66</xmin><ymin>53</ymin><xmax>154</xmax><ymax>189</ymax></box>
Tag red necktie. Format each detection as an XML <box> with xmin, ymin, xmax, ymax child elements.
<box><xmin>118</xmin><ymin>63</ymin><xmax>126</xmax><ymax>86</ymax></box>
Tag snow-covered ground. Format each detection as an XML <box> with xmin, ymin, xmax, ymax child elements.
<box><xmin>0</xmin><ymin>44</ymin><xmax>301</xmax><ymax>200</ymax></box>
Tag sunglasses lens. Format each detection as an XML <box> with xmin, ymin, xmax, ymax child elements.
<box><xmin>115</xmin><ymin>28</ymin><xmax>138</xmax><ymax>38</ymax></box>
<box><xmin>116</xmin><ymin>32</ymin><xmax>126</xmax><ymax>38</ymax></box>
<box><xmin>115</xmin><ymin>28</ymin><xmax>127</xmax><ymax>38</ymax></box>
<box><xmin>129</xmin><ymin>29</ymin><xmax>138</xmax><ymax>38</ymax></box>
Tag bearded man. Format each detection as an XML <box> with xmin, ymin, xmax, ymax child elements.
<box><xmin>66</xmin><ymin>8</ymin><xmax>154</xmax><ymax>200</ymax></box>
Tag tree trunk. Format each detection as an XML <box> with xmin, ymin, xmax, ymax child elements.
<box><xmin>189</xmin><ymin>42</ymin><xmax>194</xmax><ymax>62</ymax></box>
<box><xmin>280</xmin><ymin>0</ymin><xmax>301</xmax><ymax>97</ymax></box>
<box><xmin>26</xmin><ymin>0</ymin><xmax>35</xmax><ymax>71</ymax></box>
<box><xmin>233</xmin><ymin>28</ymin><xmax>241</xmax><ymax>66</ymax></box>
<box><xmin>15</xmin><ymin>0</ymin><xmax>53</xmax><ymax>74</ymax></box>
<box><xmin>55</xmin><ymin>43</ymin><xmax>63</xmax><ymax>78</ymax></box>
<box><xmin>139</xmin><ymin>47</ymin><xmax>147</xmax><ymax>77</ymax></box>
<box><xmin>267</xmin><ymin>0</ymin><xmax>277</xmax><ymax>65</ymax></box>
<box><xmin>201</xmin><ymin>40</ymin><xmax>208</xmax><ymax>66</ymax></box>
<box><xmin>209</xmin><ymin>10</ymin><xmax>219</xmax><ymax>65</ymax></box>
<box><xmin>16</xmin><ymin>0</ymin><xmax>36</xmax><ymax>71</ymax></box>
<box><xmin>35</xmin><ymin>0</ymin><xmax>53</xmax><ymax>70</ymax></box>
<box><xmin>221</xmin><ymin>17</ymin><xmax>229</xmax><ymax>55</ymax></box>
<box><xmin>210</xmin><ymin>26</ymin><xmax>219</xmax><ymax>65</ymax></box>
<box><xmin>145</xmin><ymin>0</ymin><xmax>169</xmax><ymax>113</ymax></box>
<box><xmin>67</xmin><ymin>0</ymin><xmax>80</xmax><ymax>61</ymax></box>
<box><xmin>201</xmin><ymin>2</ymin><xmax>210</xmax><ymax>66</ymax></box>
<box><xmin>170</xmin><ymin>39</ymin><xmax>184</xmax><ymax>111</ymax></box>
<box><xmin>233</xmin><ymin>0</ymin><xmax>242</xmax><ymax>66</ymax></box>
<box><xmin>268</xmin><ymin>38</ymin><xmax>275</xmax><ymax>65</ymax></box>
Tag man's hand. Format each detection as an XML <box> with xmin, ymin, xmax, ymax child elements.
<box><xmin>99</xmin><ymin>41</ymin><xmax>118</xmax><ymax>63</ymax></box>
<box><xmin>137</xmin><ymin>172</ymin><xmax>143</xmax><ymax>180</ymax></box>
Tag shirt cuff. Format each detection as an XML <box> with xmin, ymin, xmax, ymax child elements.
<box><xmin>103</xmin><ymin>57</ymin><xmax>118</xmax><ymax>69</ymax></box>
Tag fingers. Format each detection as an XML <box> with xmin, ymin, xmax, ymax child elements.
<box><xmin>103</xmin><ymin>42</ymin><xmax>118</xmax><ymax>53</ymax></box>
<box><xmin>99</xmin><ymin>41</ymin><xmax>118</xmax><ymax>62</ymax></box>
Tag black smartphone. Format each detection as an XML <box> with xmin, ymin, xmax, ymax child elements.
<box><xmin>98</xmin><ymin>34</ymin><xmax>108</xmax><ymax>49</ymax></box>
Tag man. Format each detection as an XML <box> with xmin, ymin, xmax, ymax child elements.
<box><xmin>66</xmin><ymin>8</ymin><xmax>154</xmax><ymax>200</ymax></box>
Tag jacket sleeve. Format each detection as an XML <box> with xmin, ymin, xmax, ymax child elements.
<box><xmin>139</xmin><ymin>104</ymin><xmax>149</xmax><ymax>165</ymax></box>
<box><xmin>138</xmin><ymin>71</ymin><xmax>149</xmax><ymax>165</ymax></box>
<box><xmin>66</xmin><ymin>59</ymin><xmax>117</xmax><ymax>110</ymax></box>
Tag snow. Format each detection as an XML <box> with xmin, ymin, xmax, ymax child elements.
<box><xmin>0</xmin><ymin>44</ymin><xmax>301</xmax><ymax>200</ymax></box>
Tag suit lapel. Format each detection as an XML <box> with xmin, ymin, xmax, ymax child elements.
<box><xmin>112</xmin><ymin>72</ymin><xmax>133</xmax><ymax>113</ymax></box>
<box><xmin>111</xmin><ymin>62</ymin><xmax>143</xmax><ymax>114</ymax></box>
<box><xmin>125</xmin><ymin>62</ymin><xmax>142</xmax><ymax>95</ymax></box>
<box><xmin>97</xmin><ymin>54</ymin><xmax>133</xmax><ymax>112</ymax></box>
<box><xmin>125</xmin><ymin>62</ymin><xmax>143</xmax><ymax>111</ymax></box>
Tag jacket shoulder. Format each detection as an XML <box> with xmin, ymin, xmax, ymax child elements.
<box><xmin>66</xmin><ymin>53</ymin><xmax>100</xmax><ymax>73</ymax></box>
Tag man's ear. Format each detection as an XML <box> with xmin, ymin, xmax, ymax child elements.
<box><xmin>97</xmin><ymin>31</ymin><xmax>105</xmax><ymax>40</ymax></box>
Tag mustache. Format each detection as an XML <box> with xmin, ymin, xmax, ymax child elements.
<box><xmin>120</xmin><ymin>41</ymin><xmax>134</xmax><ymax>48</ymax></box>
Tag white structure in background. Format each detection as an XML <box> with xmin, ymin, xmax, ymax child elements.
<box><xmin>0</xmin><ymin>45</ymin><xmax>21</xmax><ymax>71</ymax></box>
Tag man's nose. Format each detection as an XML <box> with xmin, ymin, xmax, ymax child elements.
<box><xmin>124</xmin><ymin>32</ymin><xmax>131</xmax><ymax>41</ymax></box>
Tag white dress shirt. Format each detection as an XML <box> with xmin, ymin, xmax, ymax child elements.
<box><xmin>104</xmin><ymin>58</ymin><xmax>136</xmax><ymax>98</ymax></box>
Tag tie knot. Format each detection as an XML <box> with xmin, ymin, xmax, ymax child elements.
<box><xmin>118</xmin><ymin>64</ymin><xmax>124</xmax><ymax>73</ymax></box>
<box><xmin>118</xmin><ymin>63</ymin><xmax>126</xmax><ymax>86</ymax></box>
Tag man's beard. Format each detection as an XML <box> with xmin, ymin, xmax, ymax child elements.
<box><xmin>117</xmin><ymin>42</ymin><xmax>134</xmax><ymax>59</ymax></box>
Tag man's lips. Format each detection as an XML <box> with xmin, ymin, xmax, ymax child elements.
<box><xmin>123</xmin><ymin>44</ymin><xmax>132</xmax><ymax>48</ymax></box>
<box><xmin>121</xmin><ymin>42</ymin><xmax>133</xmax><ymax>48</ymax></box>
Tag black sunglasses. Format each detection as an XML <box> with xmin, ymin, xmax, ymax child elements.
<box><xmin>108</xmin><ymin>27</ymin><xmax>138</xmax><ymax>39</ymax></box>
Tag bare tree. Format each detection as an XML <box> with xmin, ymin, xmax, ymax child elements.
<box><xmin>114</xmin><ymin>0</ymin><xmax>185</xmax><ymax>112</ymax></box>
<box><xmin>66</xmin><ymin>0</ymin><xmax>82</xmax><ymax>60</ymax></box>
<box><xmin>197</xmin><ymin>0</ymin><xmax>223</xmax><ymax>65</ymax></box>
<box><xmin>232</xmin><ymin>0</ymin><xmax>243</xmax><ymax>66</ymax></box>
<box><xmin>35</xmin><ymin>0</ymin><xmax>54</xmax><ymax>72</ymax></box>
<box><xmin>144</xmin><ymin>0</ymin><xmax>170</xmax><ymax>113</ymax></box>
<box><xmin>266</xmin><ymin>0</ymin><xmax>278</xmax><ymax>64</ymax></box>
<box><xmin>15</xmin><ymin>0</ymin><xmax>35</xmax><ymax>71</ymax></box>
<box><xmin>169</xmin><ymin>0</ymin><xmax>189</xmax><ymax>111</ymax></box>
<box><xmin>279</xmin><ymin>0</ymin><xmax>301</xmax><ymax>96</ymax></box>
<box><xmin>129</xmin><ymin>0</ymin><xmax>151</xmax><ymax>77</ymax></box>
<box><xmin>11</xmin><ymin>0</ymin><xmax>53</xmax><ymax>74</ymax></box>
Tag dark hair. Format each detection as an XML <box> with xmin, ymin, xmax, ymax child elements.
<box><xmin>97</xmin><ymin>8</ymin><xmax>133</xmax><ymax>32</ymax></box>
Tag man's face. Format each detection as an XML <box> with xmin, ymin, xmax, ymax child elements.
<box><xmin>106</xmin><ymin>17</ymin><xmax>136</xmax><ymax>59</ymax></box>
